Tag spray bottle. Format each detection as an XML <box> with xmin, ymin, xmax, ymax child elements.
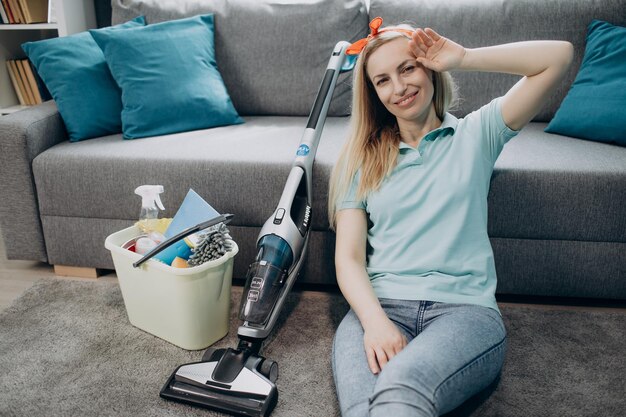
<box><xmin>134</xmin><ymin>185</ymin><xmax>166</xmax><ymax>255</ymax></box>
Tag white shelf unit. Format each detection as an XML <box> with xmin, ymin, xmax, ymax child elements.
<box><xmin>0</xmin><ymin>0</ymin><xmax>96</xmax><ymax>115</ymax></box>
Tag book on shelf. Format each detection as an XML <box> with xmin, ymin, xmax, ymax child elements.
<box><xmin>1</xmin><ymin>0</ymin><xmax>16</xmax><ymax>23</ymax></box>
<box><xmin>18</xmin><ymin>0</ymin><xmax>48</xmax><ymax>24</ymax></box>
<box><xmin>6</xmin><ymin>59</ymin><xmax>50</xmax><ymax>106</ymax></box>
<box><xmin>6</xmin><ymin>61</ymin><xmax>26</xmax><ymax>105</ymax></box>
<box><xmin>14</xmin><ymin>60</ymin><xmax>35</xmax><ymax>104</ymax></box>
<box><xmin>1</xmin><ymin>0</ymin><xmax>49</xmax><ymax>24</ymax></box>
<box><xmin>0</xmin><ymin>0</ymin><xmax>9</xmax><ymax>23</ymax></box>
<box><xmin>6</xmin><ymin>0</ymin><xmax>23</xmax><ymax>23</ymax></box>
<box><xmin>20</xmin><ymin>59</ymin><xmax>43</xmax><ymax>103</ymax></box>
<box><xmin>7</xmin><ymin>60</ymin><xmax>28</xmax><ymax>105</ymax></box>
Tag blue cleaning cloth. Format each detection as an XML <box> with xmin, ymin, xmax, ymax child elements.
<box><xmin>164</xmin><ymin>189</ymin><xmax>220</xmax><ymax>238</ymax></box>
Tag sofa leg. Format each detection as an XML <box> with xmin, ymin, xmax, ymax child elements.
<box><xmin>53</xmin><ymin>265</ymin><xmax>101</xmax><ymax>279</ymax></box>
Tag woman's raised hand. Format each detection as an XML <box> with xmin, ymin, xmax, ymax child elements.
<box><xmin>409</xmin><ymin>28</ymin><xmax>466</xmax><ymax>72</ymax></box>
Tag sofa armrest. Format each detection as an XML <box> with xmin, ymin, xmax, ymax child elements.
<box><xmin>0</xmin><ymin>101</ymin><xmax>68</xmax><ymax>262</ymax></box>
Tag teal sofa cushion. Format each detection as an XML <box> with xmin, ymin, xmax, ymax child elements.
<box><xmin>22</xmin><ymin>16</ymin><xmax>146</xmax><ymax>142</ymax></box>
<box><xmin>545</xmin><ymin>20</ymin><xmax>626</xmax><ymax>145</ymax></box>
<box><xmin>90</xmin><ymin>14</ymin><xmax>243</xmax><ymax>140</ymax></box>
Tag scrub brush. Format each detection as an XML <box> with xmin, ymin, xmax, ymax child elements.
<box><xmin>187</xmin><ymin>223</ymin><xmax>234</xmax><ymax>266</ymax></box>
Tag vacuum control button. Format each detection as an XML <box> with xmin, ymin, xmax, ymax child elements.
<box><xmin>273</xmin><ymin>208</ymin><xmax>286</xmax><ymax>224</ymax></box>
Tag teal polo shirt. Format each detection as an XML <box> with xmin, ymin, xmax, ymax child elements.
<box><xmin>338</xmin><ymin>98</ymin><xmax>519</xmax><ymax>312</ymax></box>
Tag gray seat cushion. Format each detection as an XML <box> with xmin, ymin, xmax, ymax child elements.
<box><xmin>489</xmin><ymin>124</ymin><xmax>626</xmax><ymax>243</ymax></box>
<box><xmin>32</xmin><ymin>116</ymin><xmax>351</xmax><ymax>232</ymax></box>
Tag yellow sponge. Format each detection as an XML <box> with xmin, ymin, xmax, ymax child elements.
<box><xmin>171</xmin><ymin>256</ymin><xmax>189</xmax><ymax>268</ymax></box>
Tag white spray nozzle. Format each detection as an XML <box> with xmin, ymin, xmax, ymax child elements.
<box><xmin>135</xmin><ymin>185</ymin><xmax>165</xmax><ymax>210</ymax></box>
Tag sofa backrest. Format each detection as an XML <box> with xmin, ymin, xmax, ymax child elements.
<box><xmin>370</xmin><ymin>0</ymin><xmax>626</xmax><ymax>121</ymax></box>
<box><xmin>111</xmin><ymin>0</ymin><xmax>368</xmax><ymax>117</ymax></box>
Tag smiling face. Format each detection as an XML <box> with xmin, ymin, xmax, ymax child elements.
<box><xmin>366</xmin><ymin>37</ymin><xmax>436</xmax><ymax>125</ymax></box>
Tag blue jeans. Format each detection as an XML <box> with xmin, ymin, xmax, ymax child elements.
<box><xmin>332</xmin><ymin>299</ymin><xmax>506</xmax><ymax>417</ymax></box>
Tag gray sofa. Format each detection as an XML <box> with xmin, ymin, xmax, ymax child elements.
<box><xmin>1</xmin><ymin>0</ymin><xmax>625</xmax><ymax>300</ymax></box>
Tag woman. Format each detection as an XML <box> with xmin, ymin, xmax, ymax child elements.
<box><xmin>329</xmin><ymin>17</ymin><xmax>572</xmax><ymax>417</ymax></box>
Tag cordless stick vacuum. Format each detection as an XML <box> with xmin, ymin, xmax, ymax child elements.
<box><xmin>159</xmin><ymin>41</ymin><xmax>356</xmax><ymax>417</ymax></box>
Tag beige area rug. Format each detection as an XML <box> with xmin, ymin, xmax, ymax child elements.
<box><xmin>0</xmin><ymin>279</ymin><xmax>624</xmax><ymax>417</ymax></box>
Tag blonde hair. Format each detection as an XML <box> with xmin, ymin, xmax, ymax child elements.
<box><xmin>328</xmin><ymin>27</ymin><xmax>457</xmax><ymax>229</ymax></box>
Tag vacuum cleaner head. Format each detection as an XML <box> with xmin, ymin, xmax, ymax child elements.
<box><xmin>160</xmin><ymin>347</ymin><xmax>278</xmax><ymax>417</ymax></box>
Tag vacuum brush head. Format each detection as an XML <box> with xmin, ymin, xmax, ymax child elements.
<box><xmin>160</xmin><ymin>352</ymin><xmax>278</xmax><ymax>417</ymax></box>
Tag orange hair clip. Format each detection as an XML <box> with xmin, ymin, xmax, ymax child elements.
<box><xmin>346</xmin><ymin>17</ymin><xmax>414</xmax><ymax>56</ymax></box>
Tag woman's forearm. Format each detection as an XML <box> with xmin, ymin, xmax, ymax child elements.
<box><xmin>336</xmin><ymin>261</ymin><xmax>386</xmax><ymax>329</ymax></box>
<box><xmin>459</xmin><ymin>41</ymin><xmax>573</xmax><ymax>77</ymax></box>
<box><xmin>459</xmin><ymin>40</ymin><xmax>573</xmax><ymax>130</ymax></box>
<box><xmin>334</xmin><ymin>209</ymin><xmax>387</xmax><ymax>329</ymax></box>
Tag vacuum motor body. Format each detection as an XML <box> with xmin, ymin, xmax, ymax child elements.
<box><xmin>240</xmin><ymin>235</ymin><xmax>295</xmax><ymax>325</ymax></box>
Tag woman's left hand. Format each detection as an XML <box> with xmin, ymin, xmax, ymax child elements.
<box><xmin>408</xmin><ymin>28</ymin><xmax>466</xmax><ymax>72</ymax></box>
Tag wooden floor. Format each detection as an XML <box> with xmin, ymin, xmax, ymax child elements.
<box><xmin>0</xmin><ymin>226</ymin><xmax>624</xmax><ymax>314</ymax></box>
<box><xmin>0</xmin><ymin>226</ymin><xmax>117</xmax><ymax>312</ymax></box>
